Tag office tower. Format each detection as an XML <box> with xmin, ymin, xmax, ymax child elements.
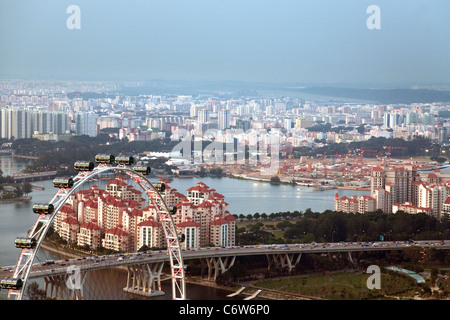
<box><xmin>218</xmin><ymin>109</ymin><xmax>230</xmax><ymax>130</ymax></box>
<box><xmin>198</xmin><ymin>109</ymin><xmax>210</xmax><ymax>124</ymax></box>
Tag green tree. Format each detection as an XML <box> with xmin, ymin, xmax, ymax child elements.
<box><xmin>22</xmin><ymin>182</ymin><xmax>33</xmax><ymax>195</ymax></box>
<box><xmin>270</xmin><ymin>176</ymin><xmax>281</xmax><ymax>184</ymax></box>
<box><xmin>26</xmin><ymin>281</ymin><xmax>45</xmax><ymax>300</ymax></box>
<box><xmin>431</xmin><ymin>268</ymin><xmax>439</xmax><ymax>286</ymax></box>
<box><xmin>14</xmin><ymin>185</ymin><xmax>23</xmax><ymax>198</ymax></box>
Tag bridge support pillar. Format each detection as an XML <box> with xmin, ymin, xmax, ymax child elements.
<box><xmin>266</xmin><ymin>253</ymin><xmax>302</xmax><ymax>273</ymax></box>
<box><xmin>347</xmin><ymin>251</ymin><xmax>358</xmax><ymax>267</ymax></box>
<box><xmin>43</xmin><ymin>271</ymin><xmax>86</xmax><ymax>300</ymax></box>
<box><xmin>123</xmin><ymin>262</ymin><xmax>165</xmax><ymax>297</ymax></box>
<box><xmin>203</xmin><ymin>256</ymin><xmax>236</xmax><ymax>281</ymax></box>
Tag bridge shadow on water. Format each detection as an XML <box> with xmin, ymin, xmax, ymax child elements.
<box><xmin>28</xmin><ymin>267</ymin><xmax>250</xmax><ymax>300</ymax></box>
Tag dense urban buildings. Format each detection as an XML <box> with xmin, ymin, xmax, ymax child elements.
<box><xmin>1</xmin><ymin>80</ymin><xmax>449</xmax><ymax>148</ymax></box>
<box><xmin>370</xmin><ymin>165</ymin><xmax>450</xmax><ymax>218</ymax></box>
<box><xmin>1</xmin><ymin>79</ymin><xmax>450</xmax><ymax>219</ymax></box>
<box><xmin>52</xmin><ymin>176</ymin><xmax>235</xmax><ymax>252</ymax></box>
<box><xmin>335</xmin><ymin>165</ymin><xmax>450</xmax><ymax>219</ymax></box>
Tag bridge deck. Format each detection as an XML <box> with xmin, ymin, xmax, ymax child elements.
<box><xmin>2</xmin><ymin>240</ymin><xmax>449</xmax><ymax>279</ymax></box>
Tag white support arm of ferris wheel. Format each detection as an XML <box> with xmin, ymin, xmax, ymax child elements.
<box><xmin>10</xmin><ymin>164</ymin><xmax>186</xmax><ymax>300</ymax></box>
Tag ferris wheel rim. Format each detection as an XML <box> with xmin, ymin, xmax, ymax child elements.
<box><xmin>11</xmin><ymin>165</ymin><xmax>185</xmax><ymax>300</ymax></box>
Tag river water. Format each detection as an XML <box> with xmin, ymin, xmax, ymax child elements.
<box><xmin>0</xmin><ymin>155</ymin><xmax>368</xmax><ymax>300</ymax></box>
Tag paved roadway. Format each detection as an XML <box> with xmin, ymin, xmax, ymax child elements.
<box><xmin>11</xmin><ymin>171</ymin><xmax>57</xmax><ymax>182</ymax></box>
<box><xmin>1</xmin><ymin>240</ymin><xmax>449</xmax><ymax>280</ymax></box>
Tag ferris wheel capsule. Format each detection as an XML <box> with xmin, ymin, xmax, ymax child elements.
<box><xmin>168</xmin><ymin>206</ymin><xmax>177</xmax><ymax>215</ymax></box>
<box><xmin>132</xmin><ymin>166</ymin><xmax>151</xmax><ymax>175</ymax></box>
<box><xmin>115</xmin><ymin>155</ymin><xmax>134</xmax><ymax>165</ymax></box>
<box><xmin>177</xmin><ymin>233</ymin><xmax>185</xmax><ymax>243</ymax></box>
<box><xmin>0</xmin><ymin>277</ymin><xmax>23</xmax><ymax>290</ymax></box>
<box><xmin>14</xmin><ymin>237</ymin><xmax>37</xmax><ymax>249</ymax></box>
<box><xmin>154</xmin><ymin>183</ymin><xmax>165</xmax><ymax>193</ymax></box>
<box><xmin>32</xmin><ymin>203</ymin><xmax>54</xmax><ymax>215</ymax></box>
<box><xmin>74</xmin><ymin>161</ymin><xmax>94</xmax><ymax>171</ymax></box>
<box><xmin>53</xmin><ymin>177</ymin><xmax>74</xmax><ymax>188</ymax></box>
<box><xmin>95</xmin><ymin>154</ymin><xmax>115</xmax><ymax>164</ymax></box>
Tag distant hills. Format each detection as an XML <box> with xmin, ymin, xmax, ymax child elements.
<box><xmin>65</xmin><ymin>79</ymin><xmax>450</xmax><ymax>104</ymax></box>
<box><xmin>295</xmin><ymin>87</ymin><xmax>450</xmax><ymax>104</ymax></box>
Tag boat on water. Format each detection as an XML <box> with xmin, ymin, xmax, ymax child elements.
<box><xmin>21</xmin><ymin>195</ymin><xmax>32</xmax><ymax>202</ymax></box>
<box><xmin>312</xmin><ymin>185</ymin><xmax>337</xmax><ymax>191</ymax></box>
<box><xmin>0</xmin><ymin>195</ymin><xmax>32</xmax><ymax>204</ymax></box>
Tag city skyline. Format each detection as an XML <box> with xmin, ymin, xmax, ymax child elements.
<box><xmin>1</xmin><ymin>1</ymin><xmax>450</xmax><ymax>301</ymax></box>
<box><xmin>1</xmin><ymin>1</ymin><xmax>450</xmax><ymax>87</ymax></box>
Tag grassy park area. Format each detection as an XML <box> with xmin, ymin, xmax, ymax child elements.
<box><xmin>253</xmin><ymin>271</ymin><xmax>423</xmax><ymax>300</ymax></box>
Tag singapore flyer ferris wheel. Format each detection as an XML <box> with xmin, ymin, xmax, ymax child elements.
<box><xmin>1</xmin><ymin>154</ymin><xmax>186</xmax><ymax>300</ymax></box>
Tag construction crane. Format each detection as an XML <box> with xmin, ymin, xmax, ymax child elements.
<box><xmin>331</xmin><ymin>152</ymin><xmax>344</xmax><ymax>186</ymax></box>
<box><xmin>280</xmin><ymin>144</ymin><xmax>292</xmax><ymax>172</ymax></box>
<box><xmin>357</xmin><ymin>148</ymin><xmax>378</xmax><ymax>166</ymax></box>
<box><xmin>383</xmin><ymin>146</ymin><xmax>407</xmax><ymax>160</ymax></box>
<box><xmin>320</xmin><ymin>152</ymin><xmax>328</xmax><ymax>178</ymax></box>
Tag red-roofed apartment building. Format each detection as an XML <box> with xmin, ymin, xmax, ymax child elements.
<box><xmin>392</xmin><ymin>202</ymin><xmax>433</xmax><ymax>215</ymax></box>
<box><xmin>52</xmin><ymin>178</ymin><xmax>235</xmax><ymax>252</ymax></box>
<box><xmin>106</xmin><ymin>176</ymin><xmax>144</xmax><ymax>203</ymax></box>
<box><xmin>102</xmin><ymin>225</ymin><xmax>129</xmax><ymax>252</ymax></box>
<box><xmin>369</xmin><ymin>165</ymin><xmax>450</xmax><ymax>219</ymax></box>
<box><xmin>136</xmin><ymin>219</ymin><xmax>164</xmax><ymax>249</ymax></box>
<box><xmin>77</xmin><ymin>221</ymin><xmax>102</xmax><ymax>250</ymax></box>
<box><xmin>334</xmin><ymin>194</ymin><xmax>375</xmax><ymax>214</ymax></box>
<box><xmin>170</xmin><ymin>181</ymin><xmax>235</xmax><ymax>248</ymax></box>
<box><xmin>177</xmin><ymin>218</ymin><xmax>201</xmax><ymax>249</ymax></box>
<box><xmin>60</xmin><ymin>216</ymin><xmax>80</xmax><ymax>243</ymax></box>
<box><xmin>443</xmin><ymin>196</ymin><xmax>450</xmax><ymax>217</ymax></box>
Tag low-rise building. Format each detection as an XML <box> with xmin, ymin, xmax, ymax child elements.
<box><xmin>334</xmin><ymin>193</ymin><xmax>375</xmax><ymax>214</ymax></box>
<box><xmin>102</xmin><ymin>225</ymin><xmax>130</xmax><ymax>252</ymax></box>
<box><xmin>392</xmin><ymin>202</ymin><xmax>433</xmax><ymax>215</ymax></box>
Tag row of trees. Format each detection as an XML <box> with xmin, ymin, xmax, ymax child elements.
<box><xmin>235</xmin><ymin>210</ymin><xmax>303</xmax><ymax>221</ymax></box>
<box><xmin>236</xmin><ymin>209</ymin><xmax>450</xmax><ymax>245</ymax></box>
<box><xmin>11</xmin><ymin>135</ymin><xmax>179</xmax><ymax>175</ymax></box>
<box><xmin>293</xmin><ymin>136</ymin><xmax>439</xmax><ymax>160</ymax></box>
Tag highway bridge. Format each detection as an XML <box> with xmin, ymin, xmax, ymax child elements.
<box><xmin>1</xmin><ymin>239</ymin><xmax>449</xmax><ymax>299</ymax></box>
<box><xmin>11</xmin><ymin>171</ymin><xmax>58</xmax><ymax>183</ymax></box>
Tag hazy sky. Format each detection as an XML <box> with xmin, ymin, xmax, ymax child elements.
<box><xmin>1</xmin><ymin>0</ymin><xmax>449</xmax><ymax>86</ymax></box>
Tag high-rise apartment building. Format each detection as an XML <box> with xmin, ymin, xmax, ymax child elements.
<box><xmin>74</xmin><ymin>112</ymin><xmax>98</xmax><ymax>137</ymax></box>
<box><xmin>218</xmin><ymin>109</ymin><xmax>230</xmax><ymax>130</ymax></box>
<box><xmin>370</xmin><ymin>165</ymin><xmax>450</xmax><ymax>219</ymax></box>
<box><xmin>198</xmin><ymin>108</ymin><xmax>210</xmax><ymax>124</ymax></box>
<box><xmin>0</xmin><ymin>108</ymin><xmax>70</xmax><ymax>139</ymax></box>
<box><xmin>0</xmin><ymin>108</ymin><xmax>32</xmax><ymax>139</ymax></box>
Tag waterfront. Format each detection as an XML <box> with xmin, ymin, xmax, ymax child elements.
<box><xmin>168</xmin><ymin>177</ymin><xmax>368</xmax><ymax>217</ymax></box>
<box><xmin>0</xmin><ymin>154</ymin><xmax>33</xmax><ymax>177</ymax></box>
<box><xmin>0</xmin><ymin>177</ymin><xmax>369</xmax><ymax>266</ymax></box>
<box><xmin>0</xmin><ymin>155</ymin><xmax>369</xmax><ymax>267</ymax></box>
<box><xmin>0</xmin><ymin>155</ymin><xmax>367</xmax><ymax>300</ymax></box>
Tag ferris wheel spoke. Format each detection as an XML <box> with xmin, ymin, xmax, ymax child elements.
<box><xmin>3</xmin><ymin>155</ymin><xmax>186</xmax><ymax>300</ymax></box>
